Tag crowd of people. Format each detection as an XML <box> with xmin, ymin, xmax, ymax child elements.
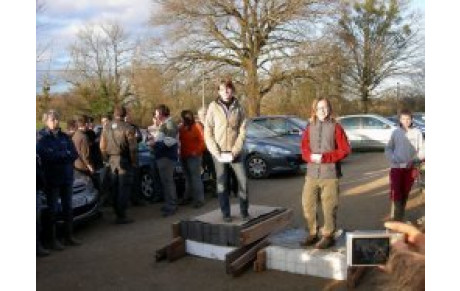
<box><xmin>36</xmin><ymin>78</ymin><xmax>250</xmax><ymax>255</ymax></box>
<box><xmin>36</xmin><ymin>78</ymin><xmax>425</xmax><ymax>289</ymax></box>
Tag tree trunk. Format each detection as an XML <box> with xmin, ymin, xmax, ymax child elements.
<box><xmin>360</xmin><ymin>86</ymin><xmax>370</xmax><ymax>113</ymax></box>
<box><xmin>245</xmin><ymin>60</ymin><xmax>261</xmax><ymax>117</ymax></box>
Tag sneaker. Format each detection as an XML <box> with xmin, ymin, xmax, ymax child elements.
<box><xmin>300</xmin><ymin>235</ymin><xmax>319</xmax><ymax>247</ymax></box>
<box><xmin>315</xmin><ymin>236</ymin><xmax>335</xmax><ymax>249</ymax></box>
<box><xmin>50</xmin><ymin>240</ymin><xmax>65</xmax><ymax>251</ymax></box>
<box><xmin>241</xmin><ymin>214</ymin><xmax>252</xmax><ymax>222</ymax></box>
<box><xmin>37</xmin><ymin>245</ymin><xmax>51</xmax><ymax>257</ymax></box>
<box><xmin>223</xmin><ymin>216</ymin><xmax>232</xmax><ymax>223</ymax></box>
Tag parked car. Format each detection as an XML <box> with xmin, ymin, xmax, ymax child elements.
<box><xmin>39</xmin><ymin>170</ymin><xmax>101</xmax><ymax>225</ymax></box>
<box><xmin>386</xmin><ymin>115</ymin><xmax>425</xmax><ymax>138</ymax></box>
<box><xmin>243</xmin><ymin>122</ymin><xmax>305</xmax><ymax>179</ymax></box>
<box><xmin>337</xmin><ymin>114</ymin><xmax>397</xmax><ymax>149</ymax></box>
<box><xmin>412</xmin><ymin>112</ymin><xmax>425</xmax><ymax>125</ymax></box>
<box><xmin>249</xmin><ymin>115</ymin><xmax>308</xmax><ymax>144</ymax></box>
<box><xmin>136</xmin><ymin>142</ymin><xmax>187</xmax><ymax>200</ymax></box>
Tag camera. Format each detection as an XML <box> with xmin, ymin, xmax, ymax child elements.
<box><xmin>346</xmin><ymin>231</ymin><xmax>405</xmax><ymax>266</ymax></box>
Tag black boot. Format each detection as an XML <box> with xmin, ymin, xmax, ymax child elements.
<box><xmin>37</xmin><ymin>242</ymin><xmax>50</xmax><ymax>257</ymax></box>
<box><xmin>63</xmin><ymin>222</ymin><xmax>82</xmax><ymax>246</ymax></box>
<box><xmin>50</xmin><ymin>226</ymin><xmax>64</xmax><ymax>251</ymax></box>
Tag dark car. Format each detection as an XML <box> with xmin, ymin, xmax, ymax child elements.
<box><xmin>243</xmin><ymin>122</ymin><xmax>305</xmax><ymax>179</ymax></box>
<box><xmin>137</xmin><ymin>142</ymin><xmax>202</xmax><ymax>201</ymax></box>
<box><xmin>249</xmin><ymin>115</ymin><xmax>308</xmax><ymax>145</ymax></box>
<box><xmin>39</xmin><ymin>170</ymin><xmax>101</xmax><ymax>225</ymax></box>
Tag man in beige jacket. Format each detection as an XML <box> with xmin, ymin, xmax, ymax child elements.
<box><xmin>204</xmin><ymin>79</ymin><xmax>248</xmax><ymax>222</ymax></box>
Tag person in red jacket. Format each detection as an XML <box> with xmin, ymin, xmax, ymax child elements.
<box><xmin>179</xmin><ymin>109</ymin><xmax>206</xmax><ymax>208</ymax></box>
<box><xmin>300</xmin><ymin>98</ymin><xmax>350</xmax><ymax>249</ymax></box>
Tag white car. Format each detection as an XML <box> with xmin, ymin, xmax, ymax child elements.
<box><xmin>337</xmin><ymin>114</ymin><xmax>397</xmax><ymax>149</ymax></box>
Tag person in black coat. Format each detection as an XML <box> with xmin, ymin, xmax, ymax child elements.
<box><xmin>36</xmin><ymin>110</ymin><xmax>81</xmax><ymax>249</ymax></box>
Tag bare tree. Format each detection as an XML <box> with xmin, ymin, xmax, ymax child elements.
<box><xmin>64</xmin><ymin>22</ymin><xmax>134</xmax><ymax>116</ymax></box>
<box><xmin>150</xmin><ymin>0</ymin><xmax>337</xmax><ymax>116</ymax></box>
<box><xmin>36</xmin><ymin>0</ymin><xmax>50</xmax><ymax>63</ymax></box>
<box><xmin>336</xmin><ymin>0</ymin><xmax>423</xmax><ymax>112</ymax></box>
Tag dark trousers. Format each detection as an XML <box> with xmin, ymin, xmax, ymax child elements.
<box><xmin>109</xmin><ymin>156</ymin><xmax>133</xmax><ymax>219</ymax></box>
<box><xmin>213</xmin><ymin>156</ymin><xmax>249</xmax><ymax>217</ymax></box>
<box><xmin>390</xmin><ymin>168</ymin><xmax>417</xmax><ymax>221</ymax></box>
<box><xmin>44</xmin><ymin>184</ymin><xmax>73</xmax><ymax>239</ymax></box>
<box><xmin>36</xmin><ymin>191</ymin><xmax>45</xmax><ymax>250</ymax></box>
<box><xmin>130</xmin><ymin>167</ymin><xmax>144</xmax><ymax>204</ymax></box>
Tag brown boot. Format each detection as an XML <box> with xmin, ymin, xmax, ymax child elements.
<box><xmin>300</xmin><ymin>234</ymin><xmax>319</xmax><ymax>247</ymax></box>
<box><xmin>315</xmin><ymin>236</ymin><xmax>335</xmax><ymax>249</ymax></box>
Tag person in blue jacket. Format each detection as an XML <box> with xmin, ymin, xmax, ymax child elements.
<box><xmin>36</xmin><ymin>109</ymin><xmax>81</xmax><ymax>250</ymax></box>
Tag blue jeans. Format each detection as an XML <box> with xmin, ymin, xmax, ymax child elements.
<box><xmin>181</xmin><ymin>156</ymin><xmax>205</xmax><ymax>204</ymax></box>
<box><xmin>150</xmin><ymin>156</ymin><xmax>164</xmax><ymax>200</ymax></box>
<box><xmin>213</xmin><ymin>155</ymin><xmax>249</xmax><ymax>217</ymax></box>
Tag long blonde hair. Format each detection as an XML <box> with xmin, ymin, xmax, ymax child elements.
<box><xmin>309</xmin><ymin>97</ymin><xmax>335</xmax><ymax>125</ymax></box>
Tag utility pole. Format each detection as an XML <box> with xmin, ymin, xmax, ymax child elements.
<box><xmin>396</xmin><ymin>82</ymin><xmax>400</xmax><ymax>114</ymax></box>
<box><xmin>202</xmin><ymin>71</ymin><xmax>205</xmax><ymax>109</ymax></box>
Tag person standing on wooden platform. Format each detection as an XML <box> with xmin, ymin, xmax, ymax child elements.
<box><xmin>204</xmin><ymin>78</ymin><xmax>249</xmax><ymax>223</ymax></box>
<box><xmin>300</xmin><ymin>98</ymin><xmax>350</xmax><ymax>249</ymax></box>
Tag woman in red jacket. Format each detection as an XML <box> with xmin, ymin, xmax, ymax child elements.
<box><xmin>300</xmin><ymin>98</ymin><xmax>351</xmax><ymax>249</ymax></box>
<box><xmin>179</xmin><ymin>110</ymin><xmax>206</xmax><ymax>208</ymax></box>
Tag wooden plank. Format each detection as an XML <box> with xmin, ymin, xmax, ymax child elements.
<box><xmin>166</xmin><ymin>237</ymin><xmax>186</xmax><ymax>262</ymax></box>
<box><xmin>172</xmin><ymin>222</ymin><xmax>180</xmax><ymax>238</ymax></box>
<box><xmin>241</xmin><ymin>208</ymin><xmax>285</xmax><ymax>229</ymax></box>
<box><xmin>346</xmin><ymin>266</ymin><xmax>368</xmax><ymax>289</ymax></box>
<box><xmin>225</xmin><ymin>238</ymin><xmax>264</xmax><ymax>274</ymax></box>
<box><xmin>253</xmin><ymin>249</ymin><xmax>267</xmax><ymax>272</ymax></box>
<box><xmin>239</xmin><ymin>209</ymin><xmax>293</xmax><ymax>246</ymax></box>
<box><xmin>155</xmin><ymin>246</ymin><xmax>168</xmax><ymax>262</ymax></box>
<box><xmin>229</xmin><ymin>237</ymin><xmax>269</xmax><ymax>277</ymax></box>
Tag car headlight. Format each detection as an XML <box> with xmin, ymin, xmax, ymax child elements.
<box><xmin>264</xmin><ymin>145</ymin><xmax>292</xmax><ymax>156</ymax></box>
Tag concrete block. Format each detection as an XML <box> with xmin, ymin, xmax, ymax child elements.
<box><xmin>186</xmin><ymin>240</ymin><xmax>236</xmax><ymax>261</ymax></box>
<box><xmin>265</xmin><ymin>245</ymin><xmax>347</xmax><ymax>280</ymax></box>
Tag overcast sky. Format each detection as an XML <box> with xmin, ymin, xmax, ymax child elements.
<box><xmin>36</xmin><ymin>0</ymin><xmax>425</xmax><ymax>93</ymax></box>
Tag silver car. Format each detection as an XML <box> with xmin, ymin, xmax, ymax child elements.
<box><xmin>337</xmin><ymin>114</ymin><xmax>397</xmax><ymax>149</ymax></box>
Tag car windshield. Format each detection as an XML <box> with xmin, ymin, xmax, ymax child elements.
<box><xmin>386</xmin><ymin>117</ymin><xmax>398</xmax><ymax>126</ymax></box>
<box><xmin>289</xmin><ymin>117</ymin><xmax>308</xmax><ymax>129</ymax></box>
<box><xmin>247</xmin><ymin>122</ymin><xmax>278</xmax><ymax>138</ymax></box>
<box><xmin>412</xmin><ymin>114</ymin><xmax>425</xmax><ymax>125</ymax></box>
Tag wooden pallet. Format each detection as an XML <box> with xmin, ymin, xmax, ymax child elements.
<box><xmin>177</xmin><ymin>205</ymin><xmax>293</xmax><ymax>247</ymax></box>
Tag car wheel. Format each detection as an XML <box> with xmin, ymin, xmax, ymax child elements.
<box><xmin>246</xmin><ymin>154</ymin><xmax>269</xmax><ymax>179</ymax></box>
<box><xmin>140</xmin><ymin>169</ymin><xmax>155</xmax><ymax>200</ymax></box>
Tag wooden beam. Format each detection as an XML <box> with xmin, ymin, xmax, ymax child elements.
<box><xmin>155</xmin><ymin>237</ymin><xmax>186</xmax><ymax>263</ymax></box>
<box><xmin>239</xmin><ymin>209</ymin><xmax>293</xmax><ymax>246</ymax></box>
<box><xmin>229</xmin><ymin>237</ymin><xmax>269</xmax><ymax>277</ymax></box>
<box><xmin>172</xmin><ymin>222</ymin><xmax>181</xmax><ymax>238</ymax></box>
<box><xmin>167</xmin><ymin>237</ymin><xmax>186</xmax><ymax>262</ymax></box>
<box><xmin>253</xmin><ymin>249</ymin><xmax>267</xmax><ymax>272</ymax></box>
<box><xmin>225</xmin><ymin>238</ymin><xmax>261</xmax><ymax>274</ymax></box>
<box><xmin>155</xmin><ymin>246</ymin><xmax>168</xmax><ymax>262</ymax></box>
